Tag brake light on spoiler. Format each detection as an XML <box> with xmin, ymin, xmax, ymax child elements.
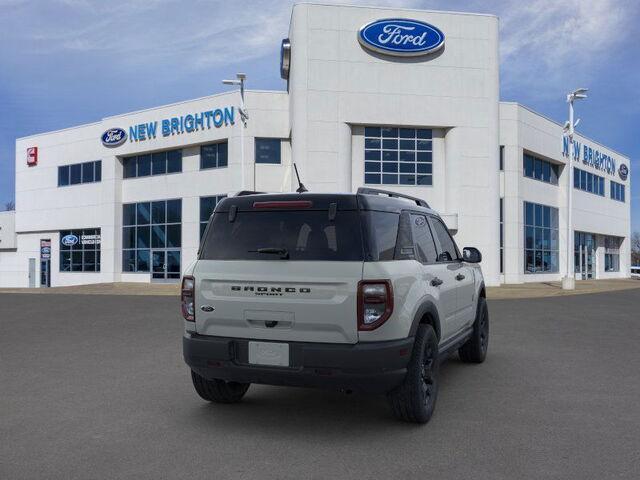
<box><xmin>253</xmin><ymin>201</ymin><xmax>313</xmax><ymax>209</ymax></box>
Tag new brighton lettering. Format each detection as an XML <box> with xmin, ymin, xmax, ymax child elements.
<box><xmin>562</xmin><ymin>136</ymin><xmax>617</xmax><ymax>176</ymax></box>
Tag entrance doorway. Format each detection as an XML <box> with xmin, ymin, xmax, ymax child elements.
<box><xmin>575</xmin><ymin>232</ymin><xmax>595</xmax><ymax>280</ymax></box>
<box><xmin>151</xmin><ymin>250</ymin><xmax>181</xmax><ymax>281</ymax></box>
<box><xmin>40</xmin><ymin>260</ymin><xmax>51</xmax><ymax>287</ymax></box>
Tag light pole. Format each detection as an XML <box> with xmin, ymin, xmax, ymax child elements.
<box><xmin>222</xmin><ymin>73</ymin><xmax>249</xmax><ymax>191</ymax></box>
<box><xmin>562</xmin><ymin>87</ymin><xmax>588</xmax><ymax>290</ymax></box>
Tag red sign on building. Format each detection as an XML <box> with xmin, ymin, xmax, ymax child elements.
<box><xmin>27</xmin><ymin>147</ymin><xmax>38</xmax><ymax>166</ymax></box>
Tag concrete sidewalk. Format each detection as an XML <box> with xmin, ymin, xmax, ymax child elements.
<box><xmin>0</xmin><ymin>278</ymin><xmax>638</xmax><ymax>299</ymax></box>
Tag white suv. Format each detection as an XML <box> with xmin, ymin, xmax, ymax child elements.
<box><xmin>182</xmin><ymin>188</ymin><xmax>488</xmax><ymax>423</ymax></box>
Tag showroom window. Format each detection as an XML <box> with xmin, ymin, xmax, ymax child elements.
<box><xmin>523</xmin><ymin>153</ymin><xmax>559</xmax><ymax>185</ymax></box>
<box><xmin>122</xmin><ymin>199</ymin><xmax>181</xmax><ymax>278</ymax></box>
<box><xmin>58</xmin><ymin>161</ymin><xmax>101</xmax><ymax>187</ymax></box>
<box><xmin>122</xmin><ymin>149</ymin><xmax>182</xmax><ymax>178</ymax></box>
<box><xmin>574</xmin><ymin>167</ymin><xmax>604</xmax><ymax>196</ymax></box>
<box><xmin>59</xmin><ymin>228</ymin><xmax>101</xmax><ymax>272</ymax></box>
<box><xmin>200</xmin><ymin>195</ymin><xmax>227</xmax><ymax>239</ymax></box>
<box><xmin>255</xmin><ymin>138</ymin><xmax>281</xmax><ymax>164</ymax></box>
<box><xmin>524</xmin><ymin>201</ymin><xmax>559</xmax><ymax>273</ymax></box>
<box><xmin>201</xmin><ymin>141</ymin><xmax>228</xmax><ymax>170</ymax></box>
<box><xmin>610</xmin><ymin>180</ymin><xmax>625</xmax><ymax>202</ymax></box>
<box><xmin>604</xmin><ymin>236</ymin><xmax>621</xmax><ymax>272</ymax></box>
<box><xmin>364</xmin><ymin>127</ymin><xmax>432</xmax><ymax>186</ymax></box>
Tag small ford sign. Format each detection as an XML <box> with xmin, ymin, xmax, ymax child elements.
<box><xmin>619</xmin><ymin>164</ymin><xmax>629</xmax><ymax>181</ymax></box>
<box><xmin>101</xmin><ymin>128</ymin><xmax>127</xmax><ymax>147</ymax></box>
<box><xmin>358</xmin><ymin>18</ymin><xmax>445</xmax><ymax>57</ymax></box>
<box><xmin>61</xmin><ymin>234</ymin><xmax>79</xmax><ymax>247</ymax></box>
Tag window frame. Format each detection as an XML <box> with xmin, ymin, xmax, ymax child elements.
<box><xmin>59</xmin><ymin>228</ymin><xmax>101</xmax><ymax>273</ymax></box>
<box><xmin>200</xmin><ymin>141</ymin><xmax>228</xmax><ymax>170</ymax></box>
<box><xmin>58</xmin><ymin>161</ymin><xmax>101</xmax><ymax>187</ymax></box>
<box><xmin>122</xmin><ymin>149</ymin><xmax>183</xmax><ymax>179</ymax></box>
<box><xmin>523</xmin><ymin>201</ymin><xmax>559</xmax><ymax>274</ymax></box>
<box><xmin>574</xmin><ymin>167</ymin><xmax>605</xmax><ymax>196</ymax></box>
<box><xmin>522</xmin><ymin>152</ymin><xmax>559</xmax><ymax>185</ymax></box>
<box><xmin>254</xmin><ymin>138</ymin><xmax>282</xmax><ymax>165</ymax></box>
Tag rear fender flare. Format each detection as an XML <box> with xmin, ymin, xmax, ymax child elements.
<box><xmin>408</xmin><ymin>298</ymin><xmax>442</xmax><ymax>341</ymax></box>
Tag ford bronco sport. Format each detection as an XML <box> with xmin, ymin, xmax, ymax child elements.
<box><xmin>182</xmin><ymin>188</ymin><xmax>488</xmax><ymax>423</ymax></box>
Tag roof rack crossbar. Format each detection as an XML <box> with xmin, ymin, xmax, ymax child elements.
<box><xmin>357</xmin><ymin>187</ymin><xmax>430</xmax><ymax>208</ymax></box>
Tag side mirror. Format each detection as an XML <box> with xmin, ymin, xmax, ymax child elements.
<box><xmin>462</xmin><ymin>247</ymin><xmax>482</xmax><ymax>263</ymax></box>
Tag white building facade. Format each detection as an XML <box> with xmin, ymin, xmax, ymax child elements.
<box><xmin>0</xmin><ymin>3</ymin><xmax>631</xmax><ymax>288</ymax></box>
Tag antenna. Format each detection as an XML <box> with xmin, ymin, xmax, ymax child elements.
<box><xmin>293</xmin><ymin>163</ymin><xmax>308</xmax><ymax>193</ymax></box>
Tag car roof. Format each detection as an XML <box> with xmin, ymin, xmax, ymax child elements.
<box><xmin>215</xmin><ymin>191</ymin><xmax>439</xmax><ymax>216</ymax></box>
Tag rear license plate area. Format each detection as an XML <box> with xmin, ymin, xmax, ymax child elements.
<box><xmin>248</xmin><ymin>341</ymin><xmax>290</xmax><ymax>367</ymax></box>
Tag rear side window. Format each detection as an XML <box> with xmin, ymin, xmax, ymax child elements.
<box><xmin>410</xmin><ymin>214</ymin><xmax>437</xmax><ymax>263</ymax></box>
<box><xmin>361</xmin><ymin>211</ymin><xmax>399</xmax><ymax>261</ymax></box>
<box><xmin>200</xmin><ymin>210</ymin><xmax>364</xmax><ymax>261</ymax></box>
<box><xmin>429</xmin><ymin>217</ymin><xmax>460</xmax><ymax>262</ymax></box>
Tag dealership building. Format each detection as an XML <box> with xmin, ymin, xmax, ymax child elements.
<box><xmin>0</xmin><ymin>3</ymin><xmax>631</xmax><ymax>288</ymax></box>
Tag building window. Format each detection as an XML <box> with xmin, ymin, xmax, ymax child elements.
<box><xmin>524</xmin><ymin>201</ymin><xmax>559</xmax><ymax>274</ymax></box>
<box><xmin>500</xmin><ymin>198</ymin><xmax>504</xmax><ymax>274</ymax></box>
<box><xmin>604</xmin><ymin>236</ymin><xmax>621</xmax><ymax>272</ymax></box>
<box><xmin>255</xmin><ymin>138</ymin><xmax>281</xmax><ymax>164</ymax></box>
<box><xmin>200</xmin><ymin>195</ymin><xmax>227</xmax><ymax>239</ymax></box>
<box><xmin>523</xmin><ymin>153</ymin><xmax>559</xmax><ymax>185</ymax></box>
<box><xmin>499</xmin><ymin>146</ymin><xmax>504</xmax><ymax>171</ymax></box>
<box><xmin>610</xmin><ymin>180</ymin><xmax>625</xmax><ymax>202</ymax></box>
<box><xmin>574</xmin><ymin>167</ymin><xmax>605</xmax><ymax>196</ymax></box>
<box><xmin>58</xmin><ymin>161</ymin><xmax>101</xmax><ymax>187</ymax></box>
<box><xmin>201</xmin><ymin>141</ymin><xmax>228</xmax><ymax>170</ymax></box>
<box><xmin>59</xmin><ymin>228</ymin><xmax>101</xmax><ymax>272</ymax></box>
<box><xmin>122</xmin><ymin>149</ymin><xmax>182</xmax><ymax>179</ymax></box>
<box><xmin>122</xmin><ymin>199</ymin><xmax>181</xmax><ymax>276</ymax></box>
<box><xmin>364</xmin><ymin>127</ymin><xmax>432</xmax><ymax>186</ymax></box>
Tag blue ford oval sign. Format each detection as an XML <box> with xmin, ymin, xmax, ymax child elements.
<box><xmin>358</xmin><ymin>18</ymin><xmax>445</xmax><ymax>57</ymax></box>
<box><xmin>61</xmin><ymin>234</ymin><xmax>79</xmax><ymax>247</ymax></box>
<box><xmin>101</xmin><ymin>128</ymin><xmax>127</xmax><ymax>147</ymax></box>
<box><xmin>619</xmin><ymin>164</ymin><xmax>628</xmax><ymax>181</ymax></box>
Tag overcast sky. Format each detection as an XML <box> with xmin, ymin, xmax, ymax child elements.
<box><xmin>1</xmin><ymin>0</ymin><xmax>638</xmax><ymax>230</ymax></box>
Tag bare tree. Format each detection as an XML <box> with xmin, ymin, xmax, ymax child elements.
<box><xmin>4</xmin><ymin>200</ymin><xmax>14</xmax><ymax>211</ymax></box>
<box><xmin>632</xmin><ymin>231</ymin><xmax>640</xmax><ymax>266</ymax></box>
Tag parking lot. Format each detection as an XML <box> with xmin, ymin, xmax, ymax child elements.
<box><xmin>2</xmin><ymin>289</ymin><xmax>640</xmax><ymax>480</ymax></box>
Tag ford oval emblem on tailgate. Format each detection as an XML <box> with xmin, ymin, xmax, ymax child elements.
<box><xmin>200</xmin><ymin>305</ymin><xmax>215</xmax><ymax>312</ymax></box>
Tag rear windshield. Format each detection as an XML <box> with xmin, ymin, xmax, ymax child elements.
<box><xmin>200</xmin><ymin>210</ymin><xmax>364</xmax><ymax>261</ymax></box>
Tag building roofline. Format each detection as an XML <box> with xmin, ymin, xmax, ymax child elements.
<box><xmin>16</xmin><ymin>89</ymin><xmax>287</xmax><ymax>141</ymax></box>
<box><xmin>500</xmin><ymin>101</ymin><xmax>630</xmax><ymax>160</ymax></box>
<box><xmin>292</xmin><ymin>2</ymin><xmax>498</xmax><ymax>19</ymax></box>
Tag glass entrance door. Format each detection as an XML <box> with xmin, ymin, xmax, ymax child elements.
<box><xmin>151</xmin><ymin>250</ymin><xmax>181</xmax><ymax>281</ymax></box>
<box><xmin>575</xmin><ymin>232</ymin><xmax>595</xmax><ymax>280</ymax></box>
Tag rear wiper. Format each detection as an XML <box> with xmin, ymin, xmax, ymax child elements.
<box><xmin>249</xmin><ymin>247</ymin><xmax>290</xmax><ymax>259</ymax></box>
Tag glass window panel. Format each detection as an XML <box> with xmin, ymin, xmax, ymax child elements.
<box><xmin>58</xmin><ymin>166</ymin><xmax>70</xmax><ymax>187</ymax></box>
<box><xmin>417</xmin><ymin>175</ymin><xmax>432</xmax><ymax>186</ymax></box>
<box><xmin>365</xmin><ymin>138</ymin><xmax>381</xmax><ymax>149</ymax></box>
<box><xmin>416</xmin><ymin>140</ymin><xmax>431</xmax><ymax>151</ymax></box>
<box><xmin>122</xmin><ymin>227</ymin><xmax>136</xmax><ymax>249</ymax></box>
<box><xmin>399</xmin><ymin>128</ymin><xmax>415</xmax><ymax>138</ymax></box>
<box><xmin>534</xmin><ymin>159</ymin><xmax>543</xmax><ymax>180</ymax></box>
<box><xmin>399</xmin><ymin>175</ymin><xmax>415</xmax><ymax>185</ymax></box>
<box><xmin>123</xmin><ymin>204</ymin><xmax>136</xmax><ymax>226</ymax></box>
<box><xmin>201</xmin><ymin>144</ymin><xmax>217</xmax><ymax>169</ymax></box>
<box><xmin>152</xmin><ymin>152</ymin><xmax>167</xmax><ymax>175</ymax></box>
<box><xmin>574</xmin><ymin>169</ymin><xmax>580</xmax><ymax>188</ymax></box>
<box><xmin>136</xmin><ymin>250</ymin><xmax>150</xmax><ymax>272</ymax></box>
<box><xmin>382</xmin><ymin>174</ymin><xmax>398</xmax><ymax>184</ymax></box>
<box><xmin>365</xmin><ymin>150</ymin><xmax>381</xmax><ymax>161</ymax></box>
<box><xmin>200</xmin><ymin>197</ymin><xmax>219</xmax><ymax>222</ymax></box>
<box><xmin>542</xmin><ymin>161</ymin><xmax>551</xmax><ymax>182</ymax></box>
<box><xmin>167</xmin><ymin>149</ymin><xmax>182</xmax><ymax>173</ymax></box>
<box><xmin>152</xmin><ymin>201</ymin><xmax>165</xmax><ymax>224</ymax></box>
<box><xmin>535</xmin><ymin>204</ymin><xmax>543</xmax><ymax>225</ymax></box>
<box><xmin>534</xmin><ymin>251</ymin><xmax>543</xmax><ymax>272</ymax></box>
<box><xmin>218</xmin><ymin>142</ymin><xmax>228</xmax><ymax>167</ymax></box>
<box><xmin>365</xmin><ymin>173</ymin><xmax>380</xmax><ymax>184</ymax></box>
<box><xmin>71</xmin><ymin>251</ymin><xmax>83</xmax><ymax>271</ymax></box>
<box><xmin>525</xmin><ymin>250</ymin><xmax>535</xmax><ymax>273</ymax></box>
<box><xmin>400</xmin><ymin>140</ymin><xmax>415</xmax><ymax>150</ymax></box>
<box><xmin>365</xmin><ymin>161</ymin><xmax>380</xmax><ymax>173</ymax></box>
<box><xmin>123</xmin><ymin>157</ymin><xmax>137</xmax><ymax>178</ymax></box>
<box><xmin>399</xmin><ymin>151</ymin><xmax>415</xmax><ymax>162</ymax></box>
<box><xmin>166</xmin><ymin>224</ymin><xmax>181</xmax><ymax>248</ymax></box>
<box><xmin>416</xmin><ymin>129</ymin><xmax>432</xmax><ymax>139</ymax></box>
<box><xmin>70</xmin><ymin>163</ymin><xmax>82</xmax><ymax>184</ymax></box>
<box><xmin>84</xmin><ymin>251</ymin><xmax>96</xmax><ymax>271</ymax></box>
<box><xmin>151</xmin><ymin>225</ymin><xmax>166</xmax><ymax>248</ymax></box>
<box><xmin>166</xmin><ymin>199</ymin><xmax>181</xmax><ymax>223</ymax></box>
<box><xmin>122</xmin><ymin>250</ymin><xmax>136</xmax><ymax>272</ymax></box>
<box><xmin>524</xmin><ymin>155</ymin><xmax>534</xmax><ymax>177</ymax></box>
<box><xmin>137</xmin><ymin>154</ymin><xmax>151</xmax><ymax>176</ymax></box>
<box><xmin>525</xmin><ymin>227</ymin><xmax>534</xmax><ymax>249</ymax></box>
<box><xmin>167</xmin><ymin>251</ymin><xmax>181</xmax><ymax>273</ymax></box>
<box><xmin>382</xmin><ymin>162</ymin><xmax>398</xmax><ymax>173</ymax></box>
<box><xmin>382</xmin><ymin>139</ymin><xmax>398</xmax><ymax>149</ymax></box>
<box><xmin>399</xmin><ymin>162</ymin><xmax>415</xmax><ymax>173</ymax></box>
<box><xmin>364</xmin><ymin>127</ymin><xmax>381</xmax><ymax>137</ymax></box>
<box><xmin>535</xmin><ymin>228</ymin><xmax>544</xmax><ymax>249</ymax></box>
<box><xmin>60</xmin><ymin>252</ymin><xmax>71</xmax><ymax>271</ymax></box>
<box><xmin>417</xmin><ymin>163</ymin><xmax>432</xmax><ymax>174</ymax></box>
<box><xmin>136</xmin><ymin>226</ymin><xmax>150</xmax><ymax>249</ymax></box>
<box><xmin>255</xmin><ymin>138</ymin><xmax>281</xmax><ymax>164</ymax></box>
<box><xmin>543</xmin><ymin>207</ymin><xmax>550</xmax><ymax>227</ymax></box>
<box><xmin>137</xmin><ymin>202</ymin><xmax>151</xmax><ymax>225</ymax></box>
<box><xmin>382</xmin><ymin>151</ymin><xmax>398</xmax><ymax>161</ymax></box>
<box><xmin>416</xmin><ymin>151</ymin><xmax>432</xmax><ymax>162</ymax></box>
<box><xmin>82</xmin><ymin>162</ymin><xmax>94</xmax><ymax>183</ymax></box>
<box><xmin>95</xmin><ymin>161</ymin><xmax>101</xmax><ymax>182</ymax></box>
<box><xmin>382</xmin><ymin>127</ymin><xmax>398</xmax><ymax>137</ymax></box>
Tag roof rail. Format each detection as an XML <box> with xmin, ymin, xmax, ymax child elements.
<box><xmin>234</xmin><ymin>190</ymin><xmax>267</xmax><ymax>197</ymax></box>
<box><xmin>357</xmin><ymin>187</ymin><xmax>430</xmax><ymax>208</ymax></box>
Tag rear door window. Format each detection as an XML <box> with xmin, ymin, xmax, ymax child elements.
<box><xmin>200</xmin><ymin>210</ymin><xmax>363</xmax><ymax>261</ymax></box>
<box><xmin>429</xmin><ymin>217</ymin><xmax>460</xmax><ymax>262</ymax></box>
<box><xmin>410</xmin><ymin>214</ymin><xmax>437</xmax><ymax>263</ymax></box>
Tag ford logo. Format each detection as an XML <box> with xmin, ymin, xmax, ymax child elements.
<box><xmin>101</xmin><ymin>128</ymin><xmax>127</xmax><ymax>147</ymax></box>
<box><xmin>358</xmin><ymin>18</ymin><xmax>445</xmax><ymax>57</ymax></box>
<box><xmin>41</xmin><ymin>247</ymin><xmax>51</xmax><ymax>254</ymax></box>
<box><xmin>619</xmin><ymin>164</ymin><xmax>628</xmax><ymax>181</ymax></box>
<box><xmin>61</xmin><ymin>234</ymin><xmax>79</xmax><ymax>247</ymax></box>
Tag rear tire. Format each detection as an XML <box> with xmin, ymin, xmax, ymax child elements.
<box><xmin>190</xmin><ymin>370</ymin><xmax>250</xmax><ymax>404</ymax></box>
<box><xmin>387</xmin><ymin>324</ymin><xmax>439</xmax><ymax>424</ymax></box>
<box><xmin>458</xmin><ymin>296</ymin><xmax>489</xmax><ymax>363</ymax></box>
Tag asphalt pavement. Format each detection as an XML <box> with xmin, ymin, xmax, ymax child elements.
<box><xmin>1</xmin><ymin>289</ymin><xmax>640</xmax><ymax>479</ymax></box>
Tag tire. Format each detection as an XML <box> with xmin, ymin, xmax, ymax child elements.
<box><xmin>190</xmin><ymin>370</ymin><xmax>250</xmax><ymax>404</ymax></box>
<box><xmin>458</xmin><ymin>296</ymin><xmax>489</xmax><ymax>363</ymax></box>
<box><xmin>387</xmin><ymin>324</ymin><xmax>439</xmax><ymax>424</ymax></box>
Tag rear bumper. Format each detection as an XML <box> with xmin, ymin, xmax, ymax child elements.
<box><xmin>183</xmin><ymin>333</ymin><xmax>414</xmax><ymax>394</ymax></box>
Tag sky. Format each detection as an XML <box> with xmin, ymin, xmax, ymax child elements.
<box><xmin>0</xmin><ymin>0</ymin><xmax>638</xmax><ymax>230</ymax></box>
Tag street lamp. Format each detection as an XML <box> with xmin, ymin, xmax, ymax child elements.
<box><xmin>222</xmin><ymin>73</ymin><xmax>249</xmax><ymax>190</ymax></box>
<box><xmin>562</xmin><ymin>87</ymin><xmax>588</xmax><ymax>290</ymax></box>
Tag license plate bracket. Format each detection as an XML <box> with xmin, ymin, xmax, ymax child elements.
<box><xmin>248</xmin><ymin>341</ymin><xmax>290</xmax><ymax>367</ymax></box>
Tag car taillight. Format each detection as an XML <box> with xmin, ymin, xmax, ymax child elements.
<box><xmin>181</xmin><ymin>276</ymin><xmax>195</xmax><ymax>321</ymax></box>
<box><xmin>357</xmin><ymin>280</ymin><xmax>393</xmax><ymax>331</ymax></box>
